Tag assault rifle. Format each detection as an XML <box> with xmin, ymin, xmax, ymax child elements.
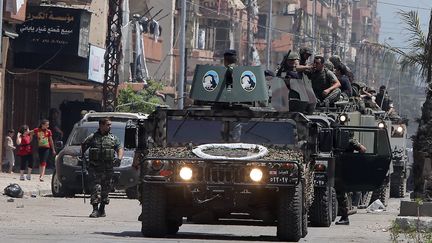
<box><xmin>78</xmin><ymin>155</ymin><xmax>88</xmax><ymax>203</ymax></box>
<box><xmin>275</xmin><ymin>49</ymin><xmax>291</xmax><ymax>77</ymax></box>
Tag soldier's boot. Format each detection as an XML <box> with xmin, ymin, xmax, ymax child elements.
<box><xmin>89</xmin><ymin>204</ymin><xmax>99</xmax><ymax>218</ymax></box>
<box><xmin>98</xmin><ymin>203</ymin><xmax>106</xmax><ymax>217</ymax></box>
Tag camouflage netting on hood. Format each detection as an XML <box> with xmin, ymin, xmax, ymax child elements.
<box><xmin>147</xmin><ymin>146</ymin><xmax>304</xmax><ymax>163</ymax></box>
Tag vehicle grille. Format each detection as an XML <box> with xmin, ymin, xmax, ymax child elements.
<box><xmin>206</xmin><ymin>165</ymin><xmax>246</xmax><ymax>184</ymax></box>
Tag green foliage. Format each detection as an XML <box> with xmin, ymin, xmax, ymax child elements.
<box><xmin>116</xmin><ymin>80</ymin><xmax>165</xmax><ymax>114</ymax></box>
<box><xmin>390</xmin><ymin>10</ymin><xmax>429</xmax><ymax>79</ymax></box>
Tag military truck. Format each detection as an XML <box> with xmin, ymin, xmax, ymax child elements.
<box><xmin>306</xmin><ymin>115</ymin><xmax>337</xmax><ymax>226</ymax></box>
<box><xmin>125</xmin><ymin>65</ymin><xmax>336</xmax><ymax>241</ymax></box>
<box><xmin>381</xmin><ymin>117</ymin><xmax>409</xmax><ymax>198</ymax></box>
<box><xmin>321</xmin><ymin>101</ymin><xmax>393</xmax><ymax>208</ymax></box>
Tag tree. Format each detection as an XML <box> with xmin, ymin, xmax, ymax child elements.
<box><xmin>116</xmin><ymin>80</ymin><xmax>165</xmax><ymax>114</ymax></box>
<box><xmin>389</xmin><ymin>9</ymin><xmax>432</xmax><ymax>200</ymax></box>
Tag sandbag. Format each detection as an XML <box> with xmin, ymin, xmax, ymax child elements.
<box><xmin>4</xmin><ymin>183</ymin><xmax>24</xmax><ymax>198</ymax></box>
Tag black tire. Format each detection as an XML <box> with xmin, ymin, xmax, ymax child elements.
<box><xmin>51</xmin><ymin>170</ymin><xmax>74</xmax><ymax>197</ymax></box>
<box><xmin>390</xmin><ymin>174</ymin><xmax>406</xmax><ymax>198</ymax></box>
<box><xmin>141</xmin><ymin>184</ymin><xmax>167</xmax><ymax>237</ymax></box>
<box><xmin>370</xmin><ymin>179</ymin><xmax>390</xmax><ymax>206</ymax></box>
<box><xmin>125</xmin><ymin>186</ymin><xmax>138</xmax><ymax>199</ymax></box>
<box><xmin>309</xmin><ymin>187</ymin><xmax>331</xmax><ymax>227</ymax></box>
<box><xmin>277</xmin><ymin>183</ymin><xmax>303</xmax><ymax>242</ymax></box>
<box><xmin>167</xmin><ymin>217</ymin><xmax>182</xmax><ymax>235</ymax></box>
<box><xmin>331</xmin><ymin>187</ymin><xmax>337</xmax><ymax>222</ymax></box>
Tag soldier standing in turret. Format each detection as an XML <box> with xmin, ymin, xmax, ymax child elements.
<box><xmin>223</xmin><ymin>49</ymin><xmax>238</xmax><ymax>89</ymax></box>
<box><xmin>81</xmin><ymin>118</ymin><xmax>123</xmax><ymax>218</ymax></box>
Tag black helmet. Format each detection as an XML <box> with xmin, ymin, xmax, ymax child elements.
<box><xmin>224</xmin><ymin>49</ymin><xmax>237</xmax><ymax>57</ymax></box>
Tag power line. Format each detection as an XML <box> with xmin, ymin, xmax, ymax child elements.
<box><xmin>185</xmin><ymin>0</ymin><xmax>351</xmax><ymax>49</ymax></box>
<box><xmin>377</xmin><ymin>1</ymin><xmax>431</xmax><ymax>11</ymax></box>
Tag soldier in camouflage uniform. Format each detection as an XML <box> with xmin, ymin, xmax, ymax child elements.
<box><xmin>336</xmin><ymin>133</ymin><xmax>367</xmax><ymax>225</ymax></box>
<box><xmin>81</xmin><ymin>118</ymin><xmax>123</xmax><ymax>218</ymax></box>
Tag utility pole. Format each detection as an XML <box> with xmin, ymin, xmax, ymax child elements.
<box><xmin>246</xmin><ymin>0</ymin><xmax>251</xmax><ymax>65</ymax></box>
<box><xmin>103</xmin><ymin>0</ymin><xmax>123</xmax><ymax>111</ymax></box>
<box><xmin>266</xmin><ymin>0</ymin><xmax>272</xmax><ymax>69</ymax></box>
<box><xmin>178</xmin><ymin>0</ymin><xmax>186</xmax><ymax>109</ymax></box>
<box><xmin>312</xmin><ymin>0</ymin><xmax>317</xmax><ymax>53</ymax></box>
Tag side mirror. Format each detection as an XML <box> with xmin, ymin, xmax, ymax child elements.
<box><xmin>55</xmin><ymin>141</ymin><xmax>64</xmax><ymax>150</ymax></box>
<box><xmin>334</xmin><ymin>129</ymin><xmax>350</xmax><ymax>151</ymax></box>
<box><xmin>124</xmin><ymin>120</ymin><xmax>138</xmax><ymax>149</ymax></box>
<box><xmin>318</xmin><ymin>129</ymin><xmax>333</xmax><ymax>152</ymax></box>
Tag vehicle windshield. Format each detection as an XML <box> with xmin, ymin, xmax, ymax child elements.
<box><xmin>167</xmin><ymin>118</ymin><xmax>297</xmax><ymax>146</ymax></box>
<box><xmin>68</xmin><ymin>122</ymin><xmax>125</xmax><ymax>146</ymax></box>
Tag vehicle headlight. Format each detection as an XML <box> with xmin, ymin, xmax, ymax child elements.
<box><xmin>338</xmin><ymin>114</ymin><xmax>348</xmax><ymax>123</ymax></box>
<box><xmin>378</xmin><ymin>121</ymin><xmax>386</xmax><ymax>129</ymax></box>
<box><xmin>179</xmin><ymin>167</ymin><xmax>193</xmax><ymax>180</ymax></box>
<box><xmin>250</xmin><ymin>168</ymin><xmax>263</xmax><ymax>182</ymax></box>
<box><xmin>396</xmin><ymin>126</ymin><xmax>404</xmax><ymax>133</ymax></box>
<box><xmin>120</xmin><ymin>157</ymin><xmax>133</xmax><ymax>167</ymax></box>
<box><xmin>63</xmin><ymin>155</ymin><xmax>79</xmax><ymax>166</ymax></box>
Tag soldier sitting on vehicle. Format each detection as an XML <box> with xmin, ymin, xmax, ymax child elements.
<box><xmin>336</xmin><ymin>132</ymin><xmax>367</xmax><ymax>226</ymax></box>
<box><xmin>329</xmin><ymin>55</ymin><xmax>354</xmax><ymax>83</ymax></box>
<box><xmin>297</xmin><ymin>47</ymin><xmax>313</xmax><ymax>72</ymax></box>
<box><xmin>306</xmin><ymin>55</ymin><xmax>341</xmax><ymax>106</ymax></box>
<box><xmin>375</xmin><ymin>85</ymin><xmax>395</xmax><ymax>113</ymax></box>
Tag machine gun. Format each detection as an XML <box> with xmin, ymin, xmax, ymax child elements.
<box><xmin>275</xmin><ymin>49</ymin><xmax>291</xmax><ymax>77</ymax></box>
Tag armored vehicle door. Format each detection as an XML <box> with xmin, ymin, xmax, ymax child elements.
<box><xmin>334</xmin><ymin>127</ymin><xmax>392</xmax><ymax>192</ymax></box>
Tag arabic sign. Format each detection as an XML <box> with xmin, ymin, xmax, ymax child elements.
<box><xmin>15</xmin><ymin>6</ymin><xmax>90</xmax><ymax>57</ymax></box>
<box><xmin>88</xmin><ymin>45</ymin><xmax>105</xmax><ymax>83</ymax></box>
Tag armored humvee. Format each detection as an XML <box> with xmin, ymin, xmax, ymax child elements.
<box><xmin>125</xmin><ymin>65</ymin><xmax>334</xmax><ymax>241</ymax></box>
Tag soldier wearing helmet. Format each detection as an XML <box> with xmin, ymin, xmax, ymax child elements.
<box><xmin>223</xmin><ymin>49</ymin><xmax>238</xmax><ymax>89</ymax></box>
<box><xmin>297</xmin><ymin>47</ymin><xmax>314</xmax><ymax>72</ymax></box>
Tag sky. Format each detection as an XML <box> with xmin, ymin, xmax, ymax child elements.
<box><xmin>377</xmin><ymin>0</ymin><xmax>431</xmax><ymax>49</ymax></box>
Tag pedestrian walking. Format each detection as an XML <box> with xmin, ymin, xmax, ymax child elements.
<box><xmin>16</xmin><ymin>125</ymin><xmax>33</xmax><ymax>181</ymax></box>
<box><xmin>81</xmin><ymin>118</ymin><xmax>123</xmax><ymax>218</ymax></box>
<box><xmin>33</xmin><ymin>119</ymin><xmax>56</xmax><ymax>182</ymax></box>
<box><xmin>3</xmin><ymin>129</ymin><xmax>16</xmax><ymax>173</ymax></box>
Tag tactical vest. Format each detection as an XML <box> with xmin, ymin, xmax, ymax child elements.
<box><xmin>88</xmin><ymin>133</ymin><xmax>117</xmax><ymax>165</ymax></box>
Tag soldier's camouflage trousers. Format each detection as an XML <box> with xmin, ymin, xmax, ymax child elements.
<box><xmin>87</xmin><ymin>167</ymin><xmax>113</xmax><ymax>205</ymax></box>
<box><xmin>336</xmin><ymin>190</ymin><xmax>348</xmax><ymax>219</ymax></box>
<box><xmin>323</xmin><ymin>88</ymin><xmax>341</xmax><ymax>104</ymax></box>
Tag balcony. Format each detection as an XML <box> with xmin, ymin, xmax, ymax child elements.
<box><xmin>142</xmin><ymin>33</ymin><xmax>163</xmax><ymax>63</ymax></box>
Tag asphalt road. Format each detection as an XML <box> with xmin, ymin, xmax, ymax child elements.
<box><xmin>0</xmin><ymin>193</ymin><xmax>398</xmax><ymax>243</ymax></box>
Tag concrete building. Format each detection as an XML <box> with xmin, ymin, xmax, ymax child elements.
<box><xmin>351</xmin><ymin>0</ymin><xmax>381</xmax><ymax>85</ymax></box>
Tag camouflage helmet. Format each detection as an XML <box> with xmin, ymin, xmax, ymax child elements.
<box><xmin>329</xmin><ymin>55</ymin><xmax>342</xmax><ymax>65</ymax></box>
<box><xmin>324</xmin><ymin>61</ymin><xmax>334</xmax><ymax>71</ymax></box>
<box><xmin>299</xmin><ymin>47</ymin><xmax>313</xmax><ymax>55</ymax></box>
<box><xmin>286</xmin><ymin>52</ymin><xmax>300</xmax><ymax>60</ymax></box>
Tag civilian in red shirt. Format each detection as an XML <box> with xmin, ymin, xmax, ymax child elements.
<box><xmin>33</xmin><ymin>119</ymin><xmax>56</xmax><ymax>182</ymax></box>
<box><xmin>16</xmin><ymin>125</ymin><xmax>33</xmax><ymax>181</ymax></box>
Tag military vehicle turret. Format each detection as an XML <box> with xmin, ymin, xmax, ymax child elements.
<box><xmin>124</xmin><ymin>65</ymin><xmax>338</xmax><ymax>241</ymax></box>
